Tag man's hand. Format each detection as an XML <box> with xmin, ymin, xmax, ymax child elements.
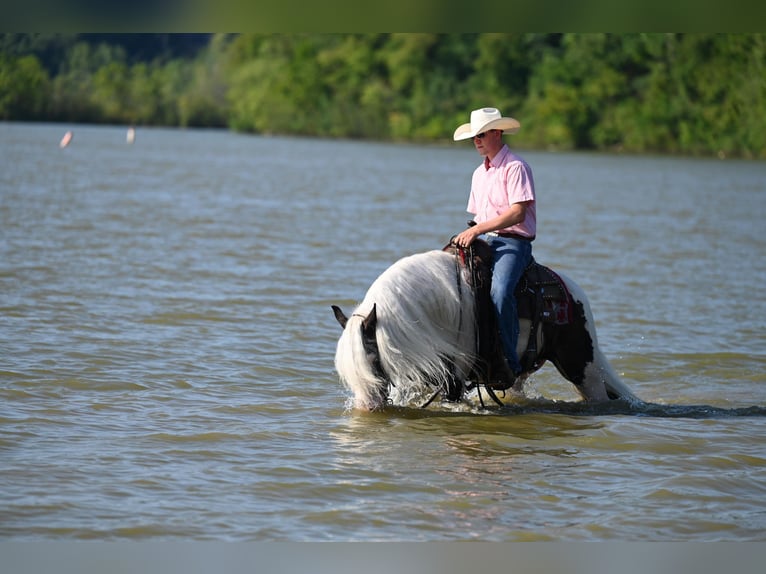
<box><xmin>454</xmin><ymin>226</ymin><xmax>481</xmax><ymax>248</ymax></box>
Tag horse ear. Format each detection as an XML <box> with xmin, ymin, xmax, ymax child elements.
<box><xmin>361</xmin><ymin>303</ymin><xmax>377</xmax><ymax>339</ymax></box>
<box><xmin>331</xmin><ymin>305</ymin><xmax>348</xmax><ymax>329</ymax></box>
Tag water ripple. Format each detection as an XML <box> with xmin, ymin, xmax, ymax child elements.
<box><xmin>1</xmin><ymin>123</ymin><xmax>765</xmax><ymax>541</ymax></box>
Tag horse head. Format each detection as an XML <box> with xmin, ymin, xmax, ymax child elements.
<box><xmin>332</xmin><ymin>303</ymin><xmax>377</xmax><ymax>338</ymax></box>
<box><xmin>332</xmin><ymin>303</ymin><xmax>387</xmax><ymax>387</ymax></box>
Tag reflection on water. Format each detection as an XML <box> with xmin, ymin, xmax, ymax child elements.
<box><xmin>1</xmin><ymin>122</ymin><xmax>765</xmax><ymax>541</ymax></box>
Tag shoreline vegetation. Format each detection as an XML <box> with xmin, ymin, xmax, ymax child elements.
<box><xmin>2</xmin><ymin>33</ymin><xmax>765</xmax><ymax>159</ymax></box>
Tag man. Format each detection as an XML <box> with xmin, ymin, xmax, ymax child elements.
<box><xmin>453</xmin><ymin>107</ymin><xmax>536</xmax><ymax>382</ymax></box>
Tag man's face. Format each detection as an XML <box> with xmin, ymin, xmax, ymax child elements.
<box><xmin>473</xmin><ymin>129</ymin><xmax>503</xmax><ymax>157</ymax></box>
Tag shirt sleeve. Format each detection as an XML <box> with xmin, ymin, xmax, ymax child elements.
<box><xmin>505</xmin><ymin>161</ymin><xmax>535</xmax><ymax>204</ymax></box>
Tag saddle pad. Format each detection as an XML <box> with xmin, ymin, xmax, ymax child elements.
<box><xmin>516</xmin><ymin>262</ymin><xmax>572</xmax><ymax>325</ymax></box>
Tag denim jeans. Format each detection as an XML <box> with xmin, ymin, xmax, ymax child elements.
<box><xmin>482</xmin><ymin>235</ymin><xmax>533</xmax><ymax>375</ymax></box>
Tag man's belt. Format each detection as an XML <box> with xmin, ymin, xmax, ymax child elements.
<box><xmin>488</xmin><ymin>231</ymin><xmax>535</xmax><ymax>242</ymax></box>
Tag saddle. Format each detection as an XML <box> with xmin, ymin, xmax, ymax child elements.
<box><xmin>516</xmin><ymin>258</ymin><xmax>572</xmax><ymax>327</ymax></box>
<box><xmin>444</xmin><ymin>239</ymin><xmax>573</xmax><ymax>387</ymax></box>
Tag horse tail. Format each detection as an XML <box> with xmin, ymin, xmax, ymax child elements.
<box><xmin>592</xmin><ymin>346</ymin><xmax>639</xmax><ymax>402</ymax></box>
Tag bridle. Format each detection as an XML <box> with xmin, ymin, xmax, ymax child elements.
<box><xmin>352</xmin><ymin>313</ymin><xmax>390</xmax><ymax>390</ymax></box>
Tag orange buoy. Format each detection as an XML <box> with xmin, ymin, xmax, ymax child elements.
<box><xmin>60</xmin><ymin>130</ymin><xmax>73</xmax><ymax>148</ymax></box>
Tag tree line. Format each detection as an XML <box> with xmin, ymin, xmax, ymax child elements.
<box><xmin>2</xmin><ymin>33</ymin><xmax>765</xmax><ymax>159</ymax></box>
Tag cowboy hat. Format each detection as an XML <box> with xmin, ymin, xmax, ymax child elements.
<box><xmin>453</xmin><ymin>107</ymin><xmax>520</xmax><ymax>141</ymax></box>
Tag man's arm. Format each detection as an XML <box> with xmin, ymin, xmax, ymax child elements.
<box><xmin>453</xmin><ymin>202</ymin><xmax>529</xmax><ymax>247</ymax></box>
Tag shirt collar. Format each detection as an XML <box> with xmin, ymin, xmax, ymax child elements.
<box><xmin>484</xmin><ymin>144</ymin><xmax>510</xmax><ymax>170</ymax></box>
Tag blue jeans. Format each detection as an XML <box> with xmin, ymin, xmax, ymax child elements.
<box><xmin>482</xmin><ymin>235</ymin><xmax>533</xmax><ymax>375</ymax></box>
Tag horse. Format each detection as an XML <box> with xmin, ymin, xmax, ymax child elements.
<box><xmin>332</xmin><ymin>239</ymin><xmax>638</xmax><ymax>411</ymax></box>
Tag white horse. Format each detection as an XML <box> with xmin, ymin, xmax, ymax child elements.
<box><xmin>333</xmin><ymin>242</ymin><xmax>638</xmax><ymax>411</ymax></box>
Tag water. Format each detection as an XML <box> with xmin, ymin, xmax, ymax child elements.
<box><xmin>2</xmin><ymin>122</ymin><xmax>766</xmax><ymax>541</ymax></box>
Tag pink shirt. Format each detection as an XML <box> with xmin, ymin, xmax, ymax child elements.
<box><xmin>466</xmin><ymin>144</ymin><xmax>536</xmax><ymax>238</ymax></box>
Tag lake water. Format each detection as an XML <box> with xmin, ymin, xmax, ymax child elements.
<box><xmin>1</xmin><ymin>122</ymin><xmax>766</xmax><ymax>543</ymax></box>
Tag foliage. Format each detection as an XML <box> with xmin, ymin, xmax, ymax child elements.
<box><xmin>1</xmin><ymin>33</ymin><xmax>765</xmax><ymax>158</ymax></box>
<box><xmin>0</xmin><ymin>54</ymin><xmax>50</xmax><ymax>120</ymax></box>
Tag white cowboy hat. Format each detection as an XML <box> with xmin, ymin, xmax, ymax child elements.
<box><xmin>453</xmin><ymin>107</ymin><xmax>521</xmax><ymax>141</ymax></box>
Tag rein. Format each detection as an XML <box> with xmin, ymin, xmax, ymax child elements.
<box><xmin>423</xmin><ymin>242</ymin><xmax>499</xmax><ymax>409</ymax></box>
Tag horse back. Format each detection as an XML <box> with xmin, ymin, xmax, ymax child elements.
<box><xmin>443</xmin><ymin>240</ymin><xmax>572</xmax><ymax>326</ymax></box>
<box><xmin>444</xmin><ymin>240</ymin><xmax>575</xmax><ymax>383</ymax></box>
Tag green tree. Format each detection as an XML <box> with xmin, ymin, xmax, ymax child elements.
<box><xmin>2</xmin><ymin>33</ymin><xmax>765</xmax><ymax>158</ymax></box>
<box><xmin>91</xmin><ymin>60</ymin><xmax>131</xmax><ymax>121</ymax></box>
<box><xmin>314</xmin><ymin>34</ymin><xmax>391</xmax><ymax>138</ymax></box>
<box><xmin>522</xmin><ymin>34</ymin><xmax>630</xmax><ymax>150</ymax></box>
<box><xmin>226</xmin><ymin>34</ymin><xmax>301</xmax><ymax>134</ymax></box>
<box><xmin>0</xmin><ymin>54</ymin><xmax>50</xmax><ymax>120</ymax></box>
<box><xmin>50</xmin><ymin>42</ymin><xmax>126</xmax><ymax>121</ymax></box>
<box><xmin>178</xmin><ymin>34</ymin><xmax>231</xmax><ymax>128</ymax></box>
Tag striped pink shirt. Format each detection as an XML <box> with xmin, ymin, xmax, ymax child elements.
<box><xmin>466</xmin><ymin>144</ymin><xmax>536</xmax><ymax>238</ymax></box>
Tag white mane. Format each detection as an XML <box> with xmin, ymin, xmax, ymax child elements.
<box><xmin>334</xmin><ymin>250</ymin><xmax>478</xmax><ymax>410</ymax></box>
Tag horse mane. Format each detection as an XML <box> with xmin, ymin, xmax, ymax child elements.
<box><xmin>334</xmin><ymin>249</ymin><xmax>478</xmax><ymax>409</ymax></box>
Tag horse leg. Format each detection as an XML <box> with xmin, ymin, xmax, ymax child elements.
<box><xmin>510</xmin><ymin>318</ymin><xmax>535</xmax><ymax>393</ymax></box>
<box><xmin>417</xmin><ymin>359</ymin><xmax>463</xmax><ymax>406</ymax></box>
<box><xmin>443</xmin><ymin>360</ymin><xmax>463</xmax><ymax>402</ymax></box>
<box><xmin>547</xmin><ymin>303</ymin><xmax>635</xmax><ymax>402</ymax></box>
<box><xmin>546</xmin><ymin>302</ymin><xmax>612</xmax><ymax>402</ymax></box>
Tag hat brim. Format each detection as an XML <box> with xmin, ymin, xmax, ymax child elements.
<box><xmin>453</xmin><ymin>117</ymin><xmax>520</xmax><ymax>141</ymax></box>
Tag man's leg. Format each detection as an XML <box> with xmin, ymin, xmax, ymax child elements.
<box><xmin>486</xmin><ymin>236</ymin><xmax>532</xmax><ymax>375</ymax></box>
